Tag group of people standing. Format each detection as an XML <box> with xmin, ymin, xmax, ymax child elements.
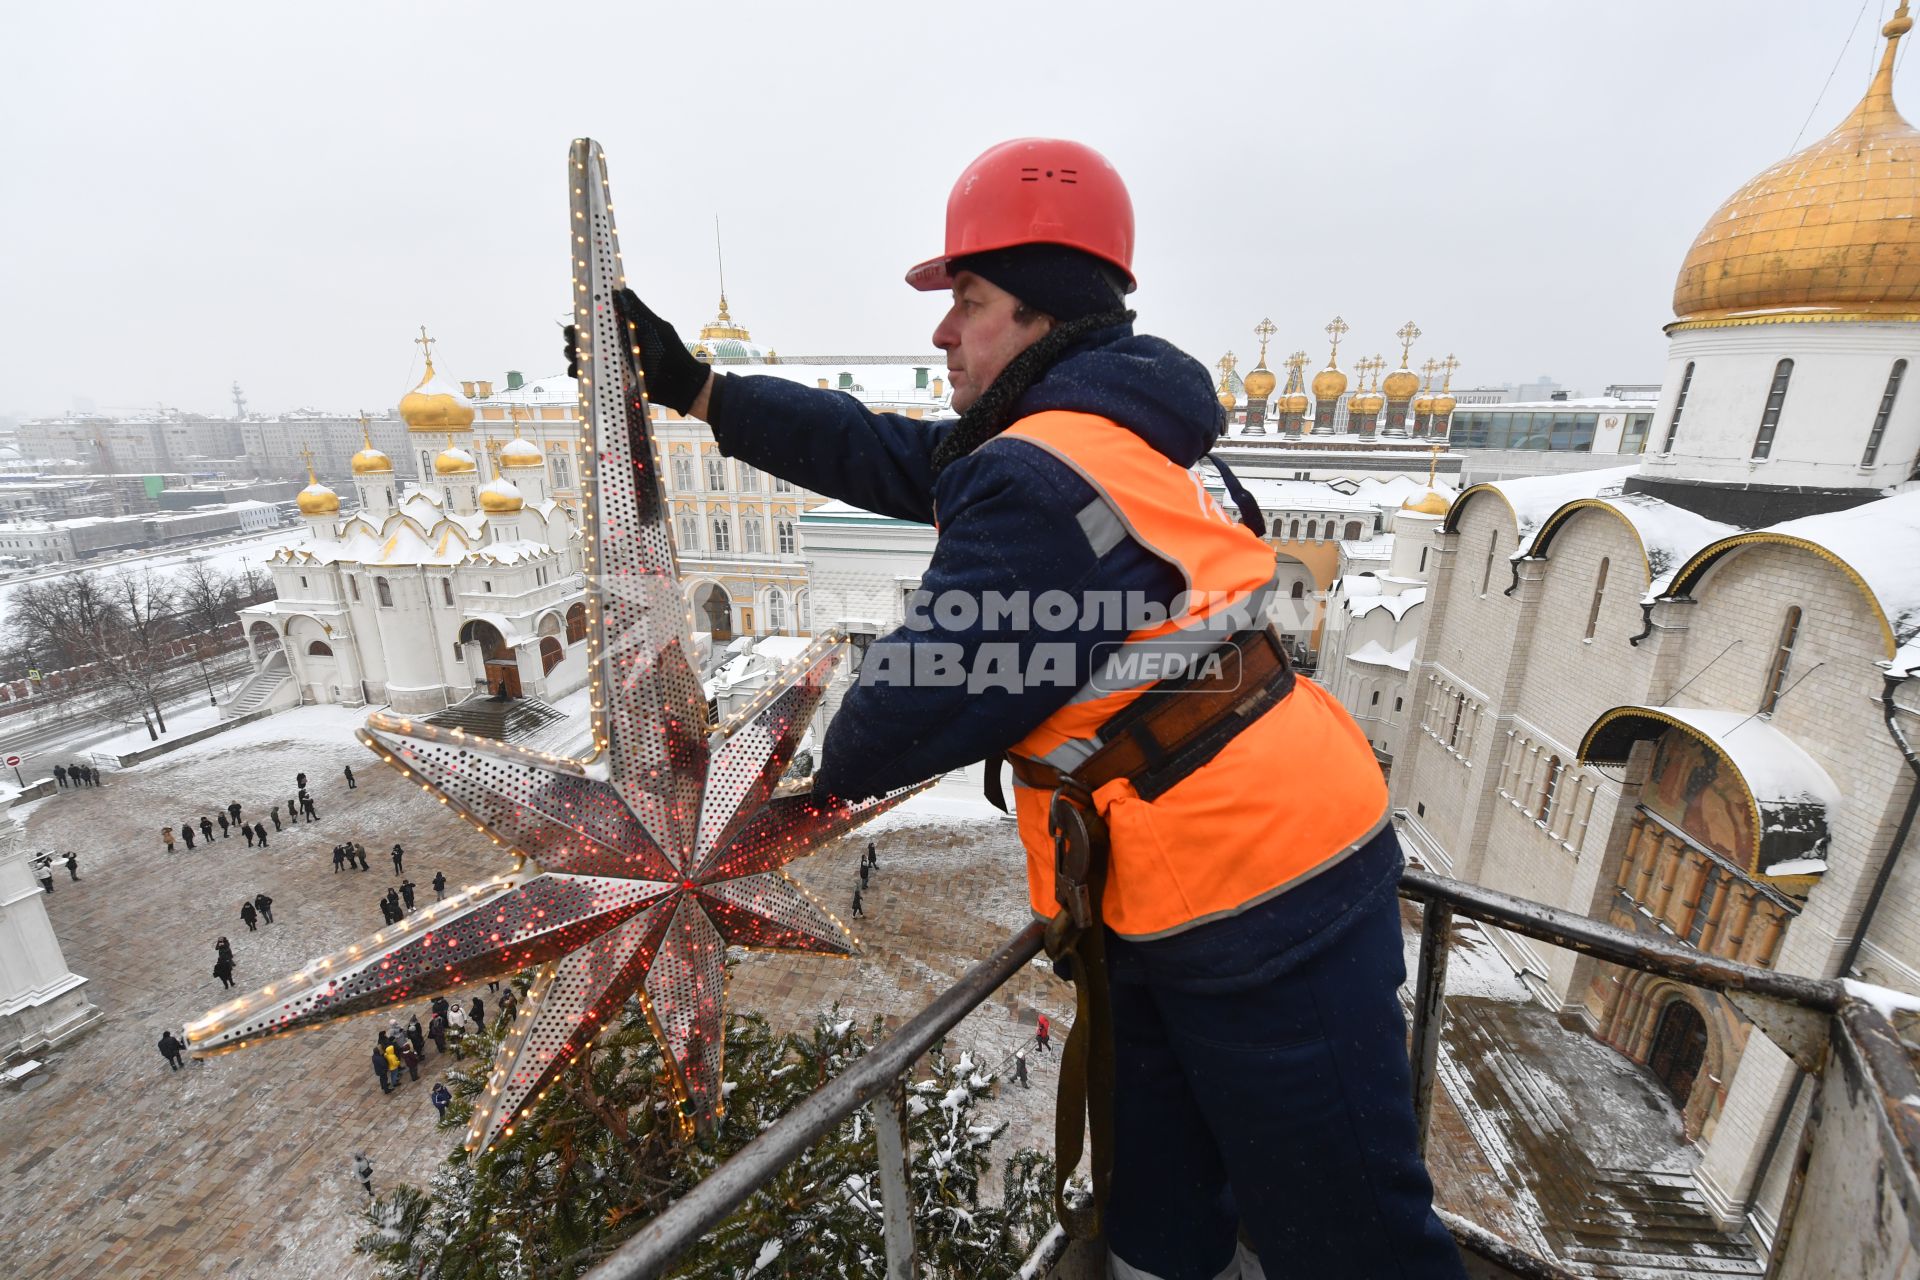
<box><xmin>237</xmin><ymin>892</ymin><xmax>275</xmax><ymax>931</ymax></box>
<box><xmin>850</xmin><ymin>840</ymin><xmax>880</xmax><ymax>918</ymax></box>
<box><xmin>30</xmin><ymin>851</ymin><xmax>78</xmax><ymax>893</ymax></box>
<box><xmin>162</xmin><ymin>799</ymin><xmax>274</xmax><ymax>853</ymax></box>
<box><xmin>52</xmin><ymin>762</ymin><xmax>102</xmax><ymax>789</ymax></box>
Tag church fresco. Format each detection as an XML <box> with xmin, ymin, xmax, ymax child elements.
<box><xmin>1642</xmin><ymin>732</ymin><xmax>1754</xmax><ymax>870</ymax></box>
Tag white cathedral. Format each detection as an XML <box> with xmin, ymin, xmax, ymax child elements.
<box><xmin>1392</xmin><ymin>5</ymin><xmax>1920</xmax><ymax>1249</ymax></box>
<box><xmin>232</xmin><ymin>350</ymin><xmax>591</xmax><ymax>715</ymax></box>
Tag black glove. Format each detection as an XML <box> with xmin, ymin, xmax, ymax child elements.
<box><xmin>561</xmin><ymin>289</ymin><xmax>710</xmax><ymax>415</ymax></box>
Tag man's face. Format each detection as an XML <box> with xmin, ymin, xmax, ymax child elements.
<box><xmin>930</xmin><ymin>272</ymin><xmax>1053</xmax><ymax>413</ymax></box>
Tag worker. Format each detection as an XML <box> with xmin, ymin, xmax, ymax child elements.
<box><xmin>567</xmin><ymin>138</ymin><xmax>1462</xmax><ymax>1279</ymax></box>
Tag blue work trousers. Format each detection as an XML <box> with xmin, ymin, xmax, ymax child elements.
<box><xmin>1103</xmin><ymin>826</ymin><xmax>1466</xmax><ymax>1279</ymax></box>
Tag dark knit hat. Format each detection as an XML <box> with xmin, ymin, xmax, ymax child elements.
<box><xmin>949</xmin><ymin>243</ymin><xmax>1131</xmax><ymax>323</ymax></box>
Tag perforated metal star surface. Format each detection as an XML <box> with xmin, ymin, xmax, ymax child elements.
<box><xmin>183</xmin><ymin>139</ymin><xmax>919</xmax><ymax>1150</ymax></box>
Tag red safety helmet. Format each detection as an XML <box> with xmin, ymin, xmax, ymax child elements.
<box><xmin>905</xmin><ymin>138</ymin><xmax>1136</xmax><ymax>293</ymax></box>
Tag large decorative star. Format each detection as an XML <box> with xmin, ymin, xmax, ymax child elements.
<box><xmin>183</xmin><ymin>139</ymin><xmax>917</xmax><ymax>1151</ymax></box>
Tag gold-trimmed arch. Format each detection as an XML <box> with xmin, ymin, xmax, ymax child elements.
<box><xmin>1660</xmin><ymin>532</ymin><xmax>1896</xmax><ymax>657</ymax></box>
<box><xmin>1522</xmin><ymin>498</ymin><xmax>1652</xmax><ymax>584</ymax></box>
<box><xmin>1438</xmin><ymin>482</ymin><xmax>1515</xmax><ymax>535</ymax></box>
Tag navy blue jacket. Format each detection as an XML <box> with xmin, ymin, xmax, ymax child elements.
<box><xmin>707</xmin><ymin>323</ymin><xmax>1224</xmax><ymax>800</ymax></box>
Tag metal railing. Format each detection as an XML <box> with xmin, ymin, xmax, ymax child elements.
<box><xmin>583</xmin><ymin>866</ymin><xmax>1900</xmax><ymax>1280</ymax></box>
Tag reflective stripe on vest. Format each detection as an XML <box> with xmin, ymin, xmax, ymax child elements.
<box><xmin>997</xmin><ymin>410</ymin><xmax>1389</xmax><ymax>939</ymax></box>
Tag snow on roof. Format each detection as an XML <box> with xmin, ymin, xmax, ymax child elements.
<box><xmin>1751</xmin><ymin>489</ymin><xmax>1920</xmax><ymax>678</ymax></box>
<box><xmin>1338</xmin><ymin>574</ymin><xmax>1384</xmax><ymax>599</ymax></box>
<box><xmin>1628</xmin><ymin>706</ymin><xmax>1840</xmax><ymax>809</ymax></box>
<box><xmin>1348</xmin><ymin>589</ymin><xmax>1426</xmax><ymax>621</ymax></box>
<box><xmin>1236</xmin><ymin>477</ymin><xmax>1379</xmax><ymax>512</ymax></box>
<box><xmin>1588</xmin><ymin>494</ymin><xmax>1738</xmax><ymax>595</ymax></box>
<box><xmin>1340</xmin><ymin>535</ymin><xmax>1394</xmax><ymax>561</ymax></box>
<box><xmin>1469</xmin><ymin>396</ymin><xmax>1658</xmax><ymax>411</ymax></box>
<box><xmin>1450</xmin><ymin>464</ymin><xmax>1641</xmax><ymax>543</ymax></box>
<box><xmin>1353</xmin><ymin>475</ymin><xmax>1460</xmax><ymax>509</ymax></box>
<box><xmin>1347</xmin><ymin>639</ymin><xmax>1417</xmax><ymax>671</ymax></box>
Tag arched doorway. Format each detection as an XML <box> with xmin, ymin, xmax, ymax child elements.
<box><xmin>1647</xmin><ymin>1000</ymin><xmax>1708</xmax><ymax>1107</ymax></box>
<box><xmin>247</xmin><ymin>620</ymin><xmax>280</xmax><ymax>668</ymax></box>
<box><xmin>459</xmin><ymin>619</ymin><xmax>519</xmax><ymax>698</ymax></box>
<box><xmin>690</xmin><ymin>581</ymin><xmax>733</xmax><ymax>641</ymax></box>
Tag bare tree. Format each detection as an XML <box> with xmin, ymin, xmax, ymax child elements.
<box><xmin>3</xmin><ymin>567</ymin><xmax>185</xmax><ymax>740</ymax></box>
<box><xmin>174</xmin><ymin>556</ymin><xmax>232</xmax><ymax>635</ymax></box>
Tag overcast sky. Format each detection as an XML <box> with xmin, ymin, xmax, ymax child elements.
<box><xmin>1</xmin><ymin>1</ymin><xmax>1909</xmax><ymax>419</ymax></box>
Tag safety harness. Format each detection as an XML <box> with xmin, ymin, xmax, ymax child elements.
<box><xmin>986</xmin><ymin>624</ymin><xmax>1296</xmax><ymax>1236</ymax></box>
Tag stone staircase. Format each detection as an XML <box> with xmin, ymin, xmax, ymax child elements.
<box><xmin>218</xmin><ymin>652</ymin><xmax>292</xmax><ymax>720</ymax></box>
<box><xmin>1438</xmin><ymin>997</ymin><xmax>1764</xmax><ymax>1277</ymax></box>
<box><xmin>424</xmin><ymin>693</ymin><xmax>569</xmax><ymax>744</ymax></box>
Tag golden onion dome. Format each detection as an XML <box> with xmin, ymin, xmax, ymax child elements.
<box><xmin>297</xmin><ymin>481</ymin><xmax>340</xmax><ymax>515</ymax></box>
<box><xmin>434</xmin><ymin>445</ymin><xmax>477</xmax><ymax>475</ymax></box>
<box><xmin>1382</xmin><ymin>367</ymin><xmax>1421</xmax><ymax>401</ymax></box>
<box><xmin>1242</xmin><ymin>366</ymin><xmax>1278</xmax><ymax>399</ymax></box>
<box><xmin>1282</xmin><ymin>391</ymin><xmax>1311</xmax><ymax>414</ymax></box>
<box><xmin>1432</xmin><ymin>393</ymin><xmax>1458</xmax><ymax>417</ymax></box>
<box><xmin>1401</xmin><ymin>489</ymin><xmax>1451</xmax><ymax>516</ymax></box>
<box><xmin>1216</xmin><ymin>387</ymin><xmax>1238</xmax><ymax>409</ymax></box>
<box><xmin>478</xmin><ymin>477</ymin><xmax>525</xmax><ymax>513</ymax></box>
<box><xmin>1413</xmin><ymin>393</ymin><xmax>1435</xmax><ymax>416</ymax></box>
<box><xmin>1311</xmin><ymin>366</ymin><xmax>1348</xmax><ymax>401</ymax></box>
<box><xmin>350</xmin><ymin>443</ymin><xmax>393</xmax><ymax>475</ymax></box>
<box><xmin>400</xmin><ymin>360</ymin><xmax>477</xmax><ymax>433</ymax></box>
<box><xmin>498</xmin><ymin>436</ymin><xmax>544</xmax><ymax>469</ymax></box>
<box><xmin>1672</xmin><ymin>7</ymin><xmax>1920</xmax><ymax>322</ymax></box>
<box><xmin>1351</xmin><ymin>389</ymin><xmax>1386</xmax><ymax>415</ymax></box>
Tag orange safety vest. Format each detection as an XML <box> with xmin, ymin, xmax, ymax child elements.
<box><xmin>1002</xmin><ymin>411</ymin><xmax>1389</xmax><ymax>939</ymax></box>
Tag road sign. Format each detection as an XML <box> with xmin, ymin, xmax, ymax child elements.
<box><xmin>3</xmin><ymin>755</ymin><xmax>21</xmax><ymax>768</ymax></box>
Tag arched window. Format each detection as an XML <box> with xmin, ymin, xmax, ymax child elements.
<box><xmin>565</xmin><ymin>602</ymin><xmax>588</xmax><ymax>643</ymax></box>
<box><xmin>1480</xmin><ymin>531</ymin><xmax>1499</xmax><ymax>595</ymax></box>
<box><xmin>1394</xmin><ymin>696</ymin><xmax>1403</xmax><ymax>712</ymax></box>
<box><xmin>1289</xmin><ymin>581</ymin><xmax>1306</xmax><ymax>600</ymax></box>
<box><xmin>677</xmin><ymin>512</ymin><xmax>700</xmax><ymax>552</ymax></box>
<box><xmin>1536</xmin><ymin>755</ymin><xmax>1564</xmax><ymax>822</ymax></box>
<box><xmin>765</xmin><ymin>588</ymin><xmax>787</xmax><ymax>633</ymax></box>
<box><xmin>1584</xmin><ymin>556</ymin><xmax>1609</xmax><ymax>640</ymax></box>
<box><xmin>1419</xmin><ymin>547</ymin><xmax>1428</xmax><ymax>574</ymax></box>
<box><xmin>375</xmin><ymin>576</ymin><xmax>393</xmax><ymax>608</ymax></box>
<box><xmin>794</xmin><ymin>589</ymin><xmax>810</xmax><ymax>633</ymax></box>
<box><xmin>1760</xmin><ymin>606</ymin><xmax>1802</xmax><ymax>715</ymax></box>
<box><xmin>441</xmin><ymin>579</ymin><xmax>454</xmax><ymax>607</ymax></box>
<box><xmin>539</xmin><ymin>636</ymin><xmax>564</xmax><ymax>676</ymax></box>
<box><xmin>1663</xmin><ymin>361</ymin><xmax>1694</xmax><ymax>453</ymax></box>
<box><xmin>1369</xmin><ymin>690</ymin><xmax>1380</xmax><ymax>705</ymax></box>
<box><xmin>742</xmin><ymin>514</ymin><xmax>764</xmax><ymax>554</ymax></box>
<box><xmin>1344</xmin><ymin>521</ymin><xmax>1362</xmax><ymax>540</ymax></box>
<box><xmin>1289</xmin><ymin>519</ymin><xmax>1301</xmax><ymax>540</ymax></box>
<box><xmin>672</xmin><ymin>455</ymin><xmax>695</xmax><ymax>491</ymax></box>
<box><xmin>1863</xmin><ymin>359</ymin><xmax>1907</xmax><ymax>467</ymax></box>
<box><xmin>1306</xmin><ymin>520</ymin><xmax>1318</xmax><ymax>540</ymax></box>
<box><xmin>307</xmin><ymin>640</ymin><xmax>333</xmax><ymax>657</ymax></box>
<box><xmin>1751</xmin><ymin>358</ymin><xmax>1794</xmax><ymax>459</ymax></box>
<box><xmin>776</xmin><ymin>518</ymin><xmax>796</xmax><ymax>555</ymax></box>
<box><xmin>711</xmin><ymin>515</ymin><xmax>732</xmax><ymax>553</ymax></box>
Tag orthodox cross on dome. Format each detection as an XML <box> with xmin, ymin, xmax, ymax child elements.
<box><xmin>1420</xmin><ymin>356</ymin><xmax>1441</xmax><ymax>392</ymax></box>
<box><xmin>1427</xmin><ymin>442</ymin><xmax>1443</xmax><ymax>488</ymax></box>
<box><xmin>1324</xmin><ymin>315</ymin><xmax>1349</xmax><ymax>365</ymax></box>
<box><xmin>1253</xmin><ymin>317</ymin><xmax>1277</xmax><ymax>366</ymax></box>
<box><xmin>1396</xmin><ymin>320</ymin><xmax>1422</xmax><ymax>366</ymax></box>
<box><xmin>1439</xmin><ymin>353</ymin><xmax>1459</xmax><ymax>391</ymax></box>
<box><xmin>414</xmin><ymin>325</ymin><xmax>438</xmax><ymax>372</ymax></box>
<box><xmin>297</xmin><ymin>443</ymin><xmax>317</xmax><ymax>483</ymax></box>
<box><xmin>1285</xmin><ymin>349</ymin><xmax>1309</xmax><ymax>388</ymax></box>
<box><xmin>184</xmin><ymin>138</ymin><xmax>919</xmax><ymax>1152</ymax></box>
<box><xmin>1217</xmin><ymin>350</ymin><xmax>1238</xmax><ymax>379</ymax></box>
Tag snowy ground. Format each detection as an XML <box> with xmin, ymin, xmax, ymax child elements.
<box><xmin>0</xmin><ymin>526</ymin><xmax>305</xmax><ymax>618</ymax></box>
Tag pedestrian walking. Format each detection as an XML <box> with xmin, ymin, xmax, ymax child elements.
<box><xmin>497</xmin><ymin>988</ymin><xmax>518</xmax><ymax>1029</ymax></box>
<box><xmin>288</xmin><ymin>792</ymin><xmax>299</xmax><ymax>823</ymax></box>
<box><xmin>199</xmin><ymin>816</ymin><xmax>214</xmax><ymax>843</ymax></box>
<box><xmin>215</xmin><ymin>935</ymin><xmax>234</xmax><ymax>967</ymax></box>
<box><xmin>399</xmin><ymin>879</ymin><xmax>415</xmax><ymax>910</ymax></box>
<box><xmin>35</xmin><ymin>858</ymin><xmax>54</xmax><ymax>894</ymax></box>
<box><xmin>270</xmin><ymin>805</ymin><xmax>282</xmax><ymax>832</ymax></box>
<box><xmin>296</xmin><ymin>771</ymin><xmax>308</xmax><ymax>791</ymax></box>
<box><xmin>446</xmin><ymin>1003</ymin><xmax>467</xmax><ymax>1039</ymax></box>
<box><xmin>355</xmin><ymin>843</ymin><xmax>369</xmax><ymax>871</ymax></box>
<box><xmin>162</xmin><ymin>826</ymin><xmax>176</xmax><ymax>854</ymax></box>
<box><xmin>254</xmin><ymin>892</ymin><xmax>274</xmax><ymax>925</ymax></box>
<box><xmin>84</xmin><ymin>765</ymin><xmax>98</xmax><ymax>786</ymax></box>
<box><xmin>432</xmin><ymin>871</ymin><xmax>447</xmax><ymax>900</ymax></box>
<box><xmin>216</xmin><ymin>813</ymin><xmax>230</xmax><ymax>839</ymax></box>
<box><xmin>378</xmin><ymin>896</ymin><xmax>395</xmax><ymax>925</ymax></box>
<box><xmin>867</xmin><ymin>840</ymin><xmax>877</xmax><ymax>869</ymax></box>
<box><xmin>333</xmin><ymin>847</ymin><xmax>346</xmax><ymax>873</ymax></box>
<box><xmin>428</xmin><ymin>1011</ymin><xmax>447</xmax><ymax>1054</ymax></box>
<box><xmin>398</xmin><ymin>1039</ymin><xmax>420</xmax><ymax>1082</ymax></box>
<box><xmin>243</xmin><ymin>823</ymin><xmax>255</xmax><ymax>847</ymax></box>
<box><xmin>253</xmin><ymin>822</ymin><xmax>267</xmax><ymax>848</ymax></box>
<box><xmin>227</xmin><ymin>801</ymin><xmax>242</xmax><ymax>827</ymax></box>
<box><xmin>344</xmin><ymin>764</ymin><xmax>356</xmax><ymax>789</ymax></box>
<box><xmin>1014</xmin><ymin>1050</ymin><xmax>1030</xmax><ymax>1088</ymax></box>
<box><xmin>240</xmin><ymin>901</ymin><xmax>258</xmax><ymax>931</ymax></box>
<box><xmin>407</xmin><ymin>1016</ymin><xmax>425</xmax><ymax>1059</ymax></box>
<box><xmin>851</xmin><ymin>887</ymin><xmax>864</xmax><ymax>918</ymax></box>
<box><xmin>158</xmin><ymin>1030</ymin><xmax>186</xmax><ymax>1071</ymax></box>
<box><xmin>1035</xmin><ymin>1013</ymin><xmax>1050</xmax><ymax>1053</ymax></box>
<box><xmin>860</xmin><ymin>861</ymin><xmax>870</xmax><ymax>889</ymax></box>
<box><xmin>384</xmin><ymin>887</ymin><xmax>401</xmax><ymax>919</ymax></box>
<box><xmin>302</xmin><ymin>793</ymin><xmax>317</xmax><ymax>821</ymax></box>
<box><xmin>64</xmin><ymin>852</ymin><xmax>79</xmax><ymax>881</ymax></box>
<box><xmin>391</xmin><ymin>844</ymin><xmax>404</xmax><ymax>874</ymax></box>
<box><xmin>383</xmin><ymin>1041</ymin><xmax>403</xmax><ymax>1089</ymax></box>
<box><xmin>54</xmin><ymin>765</ymin><xmax>67</xmax><ymax>789</ymax></box>
<box><xmin>214</xmin><ymin>952</ymin><xmax>235</xmax><ymax>989</ymax></box>
<box><xmin>181</xmin><ymin>821</ymin><xmax>196</xmax><ymax>850</ymax></box>
<box><xmin>352</xmin><ymin>1153</ymin><xmax>374</xmax><ymax>1199</ymax></box>
<box><xmin>469</xmin><ymin>996</ymin><xmax>484</xmax><ymax>1028</ymax></box>
<box><xmin>372</xmin><ymin>1041</ymin><xmax>393</xmax><ymax>1094</ymax></box>
<box><xmin>430</xmin><ymin>1081</ymin><xmax>451</xmax><ymax>1118</ymax></box>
